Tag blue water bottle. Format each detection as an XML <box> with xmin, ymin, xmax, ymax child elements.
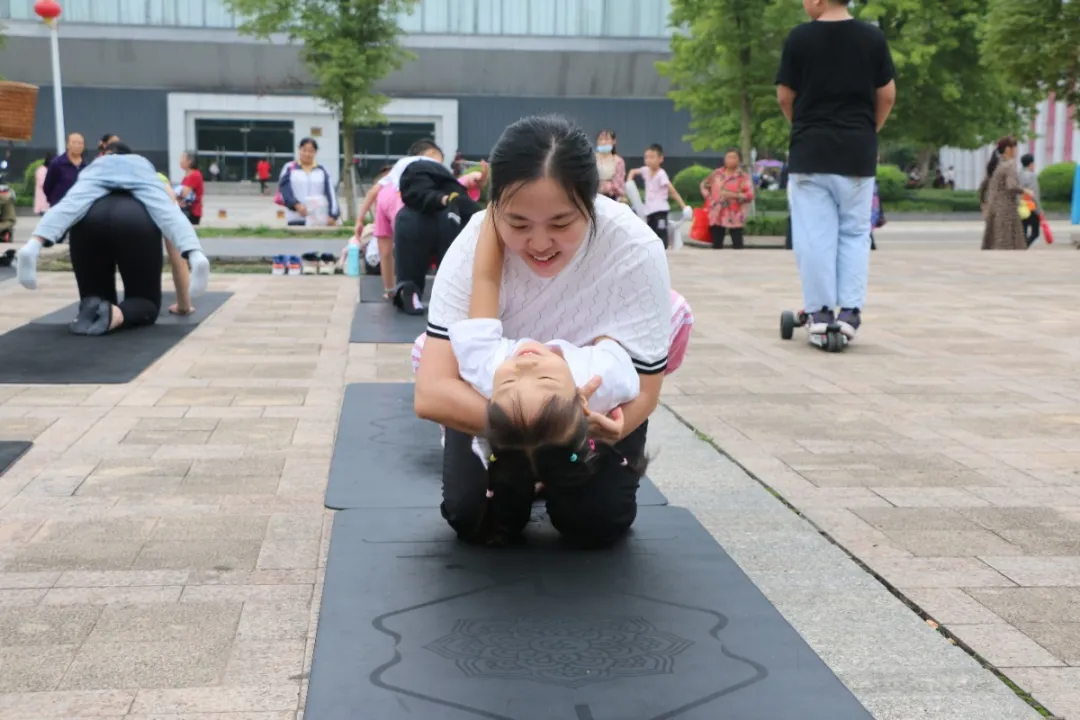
<box><xmin>345</xmin><ymin>243</ymin><xmax>360</xmax><ymax>277</ymax></box>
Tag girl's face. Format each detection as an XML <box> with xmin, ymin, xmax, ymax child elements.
<box><xmin>1002</xmin><ymin>145</ymin><xmax>1017</xmax><ymax>159</ymax></box>
<box><xmin>493</xmin><ymin>177</ymin><xmax>589</xmax><ymax>278</ymax></box>
<box><xmin>491</xmin><ymin>342</ymin><xmax>579</xmax><ymax>426</ymax></box>
<box><xmin>724</xmin><ymin>151</ymin><xmax>741</xmax><ymax>170</ymax></box>
<box><xmin>596</xmin><ymin>132</ymin><xmax>614</xmax><ymax>153</ymax></box>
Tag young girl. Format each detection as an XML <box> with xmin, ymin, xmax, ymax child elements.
<box><xmin>448</xmin><ymin>216</ymin><xmax>642</xmax><ymax>471</ymax></box>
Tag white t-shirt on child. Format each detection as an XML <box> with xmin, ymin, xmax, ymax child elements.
<box><xmin>449</xmin><ymin>318</ymin><xmax>641</xmax><ymax>466</ymax></box>
<box><xmin>427</xmin><ymin>195</ymin><xmax>672</xmax><ymax>376</ymax></box>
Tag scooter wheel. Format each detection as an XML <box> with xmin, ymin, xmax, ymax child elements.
<box><xmin>826</xmin><ymin>331</ymin><xmax>845</xmax><ymax>353</ymax></box>
<box><xmin>780</xmin><ymin>310</ymin><xmax>797</xmax><ymax>340</ymax></box>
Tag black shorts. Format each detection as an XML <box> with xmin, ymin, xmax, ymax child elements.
<box><xmin>646</xmin><ymin>211</ymin><xmax>669</xmax><ymax>248</ymax></box>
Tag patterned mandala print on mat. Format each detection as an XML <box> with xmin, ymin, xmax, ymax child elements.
<box><xmin>425</xmin><ymin>616</ymin><xmax>694</xmax><ymax>689</ymax></box>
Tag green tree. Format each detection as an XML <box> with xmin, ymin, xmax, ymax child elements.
<box><xmin>658</xmin><ymin>0</ymin><xmax>803</xmax><ymax>161</ymax></box>
<box><xmin>222</xmin><ymin>0</ymin><xmax>419</xmax><ymax>220</ymax></box>
<box><xmin>855</xmin><ymin>0</ymin><xmax>1034</xmax><ymax>180</ymax></box>
<box><xmin>983</xmin><ymin>0</ymin><xmax>1080</xmax><ymax>109</ymax></box>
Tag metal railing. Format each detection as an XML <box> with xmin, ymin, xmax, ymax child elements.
<box><xmin>2</xmin><ymin>0</ymin><xmax>674</xmax><ymax>38</ymax></box>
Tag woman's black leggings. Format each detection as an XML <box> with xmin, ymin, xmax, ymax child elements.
<box><xmin>393</xmin><ymin>207</ymin><xmax>458</xmax><ymax>294</ymax></box>
<box><xmin>69</xmin><ymin>191</ymin><xmax>163</xmax><ymax>329</ymax></box>
<box><xmin>440</xmin><ymin>421</ymin><xmax>649</xmax><ymax>548</ymax></box>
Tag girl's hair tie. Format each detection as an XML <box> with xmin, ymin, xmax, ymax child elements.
<box><xmin>489</xmin><ymin>453</ymin><xmax>496</xmax><ymax>463</ymax></box>
<box><xmin>588</xmin><ymin>438</ymin><xmax>596</xmax><ymax>452</ymax></box>
<box><xmin>486</xmin><ymin>489</ymin><xmax>494</xmax><ymax>498</ymax></box>
<box><xmin>570</xmin><ymin>453</ymin><xmax>578</xmax><ymax>462</ymax></box>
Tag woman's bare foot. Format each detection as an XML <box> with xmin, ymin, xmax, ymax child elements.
<box><xmin>108</xmin><ymin>304</ymin><xmax>124</xmax><ymax>331</ymax></box>
<box><xmin>169</xmin><ymin>303</ymin><xmax>195</xmax><ymax>316</ymax></box>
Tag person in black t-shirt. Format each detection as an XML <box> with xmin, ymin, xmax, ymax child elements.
<box><xmin>775</xmin><ymin>0</ymin><xmax>896</xmax><ymax>342</ymax></box>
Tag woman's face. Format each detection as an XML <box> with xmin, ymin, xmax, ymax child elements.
<box><xmin>724</xmin><ymin>151</ymin><xmax>741</xmax><ymax>170</ymax></box>
<box><xmin>67</xmin><ymin>134</ymin><xmax>84</xmax><ymax>156</ymax></box>
<box><xmin>596</xmin><ymin>132</ymin><xmax>614</xmax><ymax>153</ymax></box>
<box><xmin>493</xmin><ymin>177</ymin><xmax>589</xmax><ymax>279</ymax></box>
<box><xmin>1003</xmin><ymin>145</ymin><xmax>1017</xmax><ymax>159</ymax></box>
<box><xmin>298</xmin><ymin>142</ymin><xmax>317</xmax><ymax>165</ymax></box>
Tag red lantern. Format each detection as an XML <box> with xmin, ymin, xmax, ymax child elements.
<box><xmin>33</xmin><ymin>0</ymin><xmax>62</xmax><ymax>24</ymax></box>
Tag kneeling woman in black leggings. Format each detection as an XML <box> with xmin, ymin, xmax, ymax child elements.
<box><xmin>69</xmin><ymin>192</ymin><xmax>201</xmax><ymax>335</ymax></box>
<box><xmin>393</xmin><ymin>140</ymin><xmax>481</xmax><ymax>315</ymax></box>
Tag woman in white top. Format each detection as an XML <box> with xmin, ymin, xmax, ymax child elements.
<box><xmin>414</xmin><ymin>114</ymin><xmax>676</xmax><ymax>548</ymax></box>
<box><xmin>278</xmin><ymin>138</ymin><xmax>339</xmax><ymax>227</ymax></box>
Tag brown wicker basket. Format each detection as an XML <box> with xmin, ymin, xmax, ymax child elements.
<box><xmin>0</xmin><ymin>82</ymin><xmax>40</xmax><ymax>142</ymax></box>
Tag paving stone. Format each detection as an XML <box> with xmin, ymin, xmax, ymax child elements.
<box><xmin>129</xmin><ymin>685</ymin><xmax>300</xmax><ymax>714</ymax></box>
<box><xmin>87</xmin><ymin>601</ymin><xmax>241</xmax><ymax>644</ymax></box>
<box><xmin>949</xmin><ymin>624</ymin><xmax>1064</xmax><ymax>667</ymax></box>
<box><xmin>0</xmin><ymin>689</ymin><xmax>136</xmax><ymax>720</ymax></box>
<box><xmin>0</xmin><ymin>644</ymin><xmax>78</xmax><ymax>692</ymax></box>
<box><xmin>0</xmin><ymin>604</ymin><xmax>103</xmax><ymax>646</ymax></box>
<box><xmin>60</xmin><ymin>639</ymin><xmax>232</xmax><ymax>690</ymax></box>
<box><xmin>967</xmin><ymin>587</ymin><xmax>1080</xmax><ymax>624</ymax></box>
<box><xmin>899</xmin><ymin>587</ymin><xmax>1008</xmax><ymax>625</ymax></box>
<box><xmin>132</xmin><ymin>540</ymin><xmax>263</xmax><ymax>571</ymax></box>
<box><xmin>1014</xmin><ymin>623</ymin><xmax>1080</xmax><ymax>665</ymax></box>
<box><xmin>885</xmin><ymin>530</ymin><xmax>1025</xmax><ymax>558</ymax></box>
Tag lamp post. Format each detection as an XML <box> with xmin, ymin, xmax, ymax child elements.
<box><xmin>33</xmin><ymin>1</ymin><xmax>65</xmax><ymax>155</ymax></box>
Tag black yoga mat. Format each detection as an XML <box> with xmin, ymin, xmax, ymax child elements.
<box><xmin>305</xmin><ymin>506</ymin><xmax>872</xmax><ymax>720</ymax></box>
<box><xmin>349</xmin><ymin>299</ymin><xmax>428</xmax><ymax>344</ymax></box>
<box><xmin>0</xmin><ymin>292</ymin><xmax>232</xmax><ymax>384</ymax></box>
<box><xmin>324</xmin><ymin>383</ymin><xmax>668</xmax><ymax>510</ymax></box>
<box><xmin>0</xmin><ymin>441</ymin><xmax>31</xmax><ymax>476</ymax></box>
<box><xmin>360</xmin><ymin>273</ymin><xmax>434</xmax><ymax>304</ymax></box>
<box><xmin>32</xmin><ymin>291</ymin><xmax>231</xmax><ymax>326</ymax></box>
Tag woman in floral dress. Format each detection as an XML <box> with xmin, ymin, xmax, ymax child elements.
<box><xmin>701</xmin><ymin>149</ymin><xmax>755</xmax><ymax>249</ymax></box>
<box><xmin>980</xmin><ymin>136</ymin><xmax>1027</xmax><ymax>251</ymax></box>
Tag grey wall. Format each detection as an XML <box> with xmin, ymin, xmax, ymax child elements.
<box><xmin>456</xmin><ymin>97</ymin><xmax>701</xmax><ymax>160</ymax></box>
<box><xmin>0</xmin><ymin>33</ymin><xmax>670</xmax><ymax>99</ymax></box>
<box><xmin>5</xmin><ymin>88</ymin><xmax>722</xmax><ymax>180</ymax></box>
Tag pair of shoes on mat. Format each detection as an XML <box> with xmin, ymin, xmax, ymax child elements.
<box><xmin>301</xmin><ymin>252</ymin><xmax>337</xmax><ymax>275</ymax></box>
<box><xmin>391</xmin><ymin>281</ymin><xmax>426</xmax><ymax>316</ymax></box>
<box><xmin>70</xmin><ymin>296</ymin><xmax>112</xmax><ymax>336</ymax></box>
<box><xmin>271</xmin><ymin>255</ymin><xmax>302</xmax><ymax>276</ymax></box>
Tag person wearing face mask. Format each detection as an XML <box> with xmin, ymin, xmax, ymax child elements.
<box><xmin>412</xmin><ymin>114</ymin><xmax>691</xmax><ymax>549</ymax></box>
<box><xmin>595</xmin><ymin>129</ymin><xmax>626</xmax><ymax>202</ymax></box>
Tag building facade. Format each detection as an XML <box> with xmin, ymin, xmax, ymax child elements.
<box><xmin>0</xmin><ymin>0</ymin><xmax>718</xmax><ymax>185</ymax></box>
<box><xmin>940</xmin><ymin>95</ymin><xmax>1079</xmax><ymax>191</ymax></box>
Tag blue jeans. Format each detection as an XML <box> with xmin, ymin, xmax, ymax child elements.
<box><xmin>32</xmin><ymin>155</ymin><xmax>203</xmax><ymax>256</ymax></box>
<box><xmin>787</xmin><ymin>173</ymin><xmax>874</xmax><ymax>311</ymax></box>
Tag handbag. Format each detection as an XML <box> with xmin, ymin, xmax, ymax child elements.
<box><xmin>690</xmin><ymin>207</ymin><xmax>710</xmax><ymax>242</ymax></box>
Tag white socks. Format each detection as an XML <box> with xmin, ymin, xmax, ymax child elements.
<box><xmin>187</xmin><ymin>250</ymin><xmax>210</xmax><ymax>297</ymax></box>
<box><xmin>16</xmin><ymin>239</ymin><xmax>42</xmax><ymax>290</ymax></box>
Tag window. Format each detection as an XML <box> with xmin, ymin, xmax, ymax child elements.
<box><xmin>348</xmin><ymin>122</ymin><xmax>437</xmax><ymax>180</ymax></box>
<box><xmin>194</xmin><ymin>118</ymin><xmax>294</xmax><ymax>182</ymax></box>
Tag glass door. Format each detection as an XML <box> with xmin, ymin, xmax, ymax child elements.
<box><xmin>194</xmin><ymin>118</ymin><xmax>295</xmax><ymax>181</ymax></box>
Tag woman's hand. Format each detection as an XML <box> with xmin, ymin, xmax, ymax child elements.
<box><xmin>578</xmin><ymin>376</ymin><xmax>626</xmax><ymax>445</ymax></box>
<box><xmin>295</xmin><ymin>203</ymin><xmax>308</xmax><ymax>217</ymax></box>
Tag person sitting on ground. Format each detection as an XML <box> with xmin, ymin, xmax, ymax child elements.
<box><xmin>15</xmin><ymin>142</ymin><xmax>210</xmax><ymax>298</ymax></box>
